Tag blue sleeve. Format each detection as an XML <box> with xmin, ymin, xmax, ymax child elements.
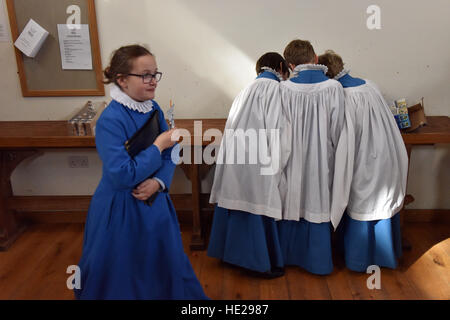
<box><xmin>95</xmin><ymin>112</ymin><xmax>163</xmax><ymax>189</ymax></box>
<box><xmin>151</xmin><ymin>104</ymin><xmax>177</xmax><ymax>191</ymax></box>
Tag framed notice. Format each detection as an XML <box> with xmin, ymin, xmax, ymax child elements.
<box><xmin>6</xmin><ymin>0</ymin><xmax>104</xmax><ymax>97</ymax></box>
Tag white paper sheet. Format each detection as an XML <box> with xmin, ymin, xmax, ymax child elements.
<box><xmin>57</xmin><ymin>24</ymin><xmax>93</xmax><ymax>70</ymax></box>
<box><xmin>0</xmin><ymin>0</ymin><xmax>10</xmax><ymax>42</ymax></box>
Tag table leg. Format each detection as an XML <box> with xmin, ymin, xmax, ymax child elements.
<box><xmin>401</xmin><ymin>144</ymin><xmax>414</xmax><ymax>251</ymax></box>
<box><xmin>0</xmin><ymin>150</ymin><xmax>40</xmax><ymax>251</ymax></box>
<box><xmin>178</xmin><ymin>145</ymin><xmax>214</xmax><ymax>250</ymax></box>
<box><xmin>189</xmin><ymin>153</ymin><xmax>205</xmax><ymax>250</ymax></box>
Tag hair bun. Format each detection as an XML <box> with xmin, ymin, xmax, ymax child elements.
<box><xmin>103</xmin><ymin>67</ymin><xmax>113</xmax><ymax>84</ymax></box>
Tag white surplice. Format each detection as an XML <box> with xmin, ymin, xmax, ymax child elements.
<box><xmin>330</xmin><ymin>75</ymin><xmax>408</xmax><ymax>227</ymax></box>
<box><xmin>209</xmin><ymin>74</ymin><xmax>291</xmax><ymax>220</ymax></box>
<box><xmin>280</xmin><ymin>65</ymin><xmax>346</xmax><ymax>224</ymax></box>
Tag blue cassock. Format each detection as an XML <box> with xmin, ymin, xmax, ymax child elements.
<box><xmin>74</xmin><ymin>100</ymin><xmax>208</xmax><ymax>299</ymax></box>
<box><xmin>335</xmin><ymin>73</ymin><xmax>402</xmax><ymax>272</ymax></box>
<box><xmin>276</xmin><ymin>69</ymin><xmax>335</xmax><ymax>276</ymax></box>
<box><xmin>207</xmin><ymin>71</ymin><xmax>285</xmax><ymax>275</ymax></box>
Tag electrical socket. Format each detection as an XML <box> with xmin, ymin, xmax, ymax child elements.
<box><xmin>68</xmin><ymin>156</ymin><xmax>89</xmax><ymax>168</ymax></box>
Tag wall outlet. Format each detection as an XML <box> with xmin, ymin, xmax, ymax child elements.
<box><xmin>68</xmin><ymin>156</ymin><xmax>89</xmax><ymax>168</ymax></box>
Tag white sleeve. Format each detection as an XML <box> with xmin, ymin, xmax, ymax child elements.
<box><xmin>330</xmin><ymin>99</ymin><xmax>356</xmax><ymax>230</ymax></box>
<box><xmin>263</xmin><ymin>84</ymin><xmax>292</xmax><ymax>175</ymax></box>
<box><xmin>329</xmin><ymin>83</ymin><xmax>345</xmax><ymax>149</ymax></box>
<box><xmin>153</xmin><ymin>177</ymin><xmax>166</xmax><ymax>192</ymax></box>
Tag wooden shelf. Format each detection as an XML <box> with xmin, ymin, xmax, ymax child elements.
<box><xmin>0</xmin><ymin>119</ymin><xmax>228</xmax><ymax>148</ymax></box>
<box><xmin>0</xmin><ymin>136</ymin><xmax>96</xmax><ymax>148</ymax></box>
<box><xmin>401</xmin><ymin>116</ymin><xmax>450</xmax><ymax>144</ymax></box>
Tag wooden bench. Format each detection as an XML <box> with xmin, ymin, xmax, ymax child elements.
<box><xmin>1</xmin><ymin>116</ymin><xmax>449</xmax><ymax>251</ymax></box>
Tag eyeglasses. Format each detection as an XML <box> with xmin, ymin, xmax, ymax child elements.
<box><xmin>127</xmin><ymin>72</ymin><xmax>163</xmax><ymax>84</ymax></box>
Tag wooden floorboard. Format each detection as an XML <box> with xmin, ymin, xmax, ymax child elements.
<box><xmin>0</xmin><ymin>221</ymin><xmax>448</xmax><ymax>300</ymax></box>
<box><xmin>400</xmin><ymin>223</ymin><xmax>450</xmax><ymax>299</ymax></box>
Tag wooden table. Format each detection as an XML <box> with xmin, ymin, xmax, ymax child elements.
<box><xmin>400</xmin><ymin>116</ymin><xmax>450</xmax><ymax>207</ymax></box>
<box><xmin>400</xmin><ymin>116</ymin><xmax>450</xmax><ymax>248</ymax></box>
<box><xmin>401</xmin><ymin>116</ymin><xmax>450</xmax><ymax>145</ymax></box>
<box><xmin>1</xmin><ymin>116</ymin><xmax>448</xmax><ymax>251</ymax></box>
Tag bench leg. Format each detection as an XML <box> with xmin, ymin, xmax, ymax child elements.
<box><xmin>189</xmin><ymin>159</ymin><xmax>206</xmax><ymax>250</ymax></box>
<box><xmin>401</xmin><ymin>144</ymin><xmax>414</xmax><ymax>251</ymax></box>
<box><xmin>0</xmin><ymin>150</ymin><xmax>40</xmax><ymax>251</ymax></box>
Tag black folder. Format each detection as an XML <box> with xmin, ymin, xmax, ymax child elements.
<box><xmin>125</xmin><ymin>109</ymin><xmax>160</xmax><ymax>157</ymax></box>
<box><xmin>124</xmin><ymin>109</ymin><xmax>161</xmax><ymax>205</ymax></box>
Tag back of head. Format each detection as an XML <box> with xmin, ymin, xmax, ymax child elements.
<box><xmin>283</xmin><ymin>39</ymin><xmax>316</xmax><ymax>67</ymax></box>
<box><xmin>255</xmin><ymin>52</ymin><xmax>289</xmax><ymax>77</ymax></box>
<box><xmin>103</xmin><ymin>44</ymin><xmax>153</xmax><ymax>87</ymax></box>
<box><xmin>318</xmin><ymin>50</ymin><xmax>344</xmax><ymax>79</ymax></box>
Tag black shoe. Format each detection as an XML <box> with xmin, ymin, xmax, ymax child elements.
<box><xmin>249</xmin><ymin>267</ymin><xmax>285</xmax><ymax>279</ymax></box>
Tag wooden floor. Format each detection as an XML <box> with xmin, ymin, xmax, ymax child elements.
<box><xmin>0</xmin><ymin>221</ymin><xmax>448</xmax><ymax>300</ymax></box>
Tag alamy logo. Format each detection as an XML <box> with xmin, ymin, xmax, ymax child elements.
<box><xmin>366</xmin><ymin>265</ymin><xmax>381</xmax><ymax>290</ymax></box>
<box><xmin>169</xmin><ymin>122</ymin><xmax>281</xmax><ymax>176</ymax></box>
<box><xmin>66</xmin><ymin>5</ymin><xmax>81</xmax><ymax>29</ymax></box>
<box><xmin>66</xmin><ymin>265</ymin><xmax>81</xmax><ymax>290</ymax></box>
<box><xmin>367</xmin><ymin>5</ymin><xmax>381</xmax><ymax>30</ymax></box>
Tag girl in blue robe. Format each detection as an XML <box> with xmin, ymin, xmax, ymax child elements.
<box><xmin>74</xmin><ymin>45</ymin><xmax>208</xmax><ymax>299</ymax></box>
<box><xmin>208</xmin><ymin>52</ymin><xmax>291</xmax><ymax>278</ymax></box>
<box><xmin>318</xmin><ymin>50</ymin><xmax>408</xmax><ymax>272</ymax></box>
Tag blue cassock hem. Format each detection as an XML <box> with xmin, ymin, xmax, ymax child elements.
<box><xmin>207</xmin><ymin>205</ymin><xmax>284</xmax><ymax>273</ymax></box>
<box><xmin>207</xmin><ymin>207</ymin><xmax>402</xmax><ymax>276</ymax></box>
<box><xmin>207</xmin><ymin>206</ymin><xmax>335</xmax><ymax>275</ymax></box>
<box><xmin>336</xmin><ymin>212</ymin><xmax>402</xmax><ymax>272</ymax></box>
<box><xmin>277</xmin><ymin>220</ymin><xmax>334</xmax><ymax>275</ymax></box>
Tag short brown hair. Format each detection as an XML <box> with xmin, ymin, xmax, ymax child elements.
<box><xmin>255</xmin><ymin>52</ymin><xmax>289</xmax><ymax>76</ymax></box>
<box><xmin>318</xmin><ymin>50</ymin><xmax>344</xmax><ymax>79</ymax></box>
<box><xmin>103</xmin><ymin>44</ymin><xmax>153</xmax><ymax>86</ymax></box>
<box><xmin>283</xmin><ymin>39</ymin><xmax>316</xmax><ymax>66</ymax></box>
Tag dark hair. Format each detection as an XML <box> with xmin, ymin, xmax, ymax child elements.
<box><xmin>283</xmin><ymin>39</ymin><xmax>316</xmax><ymax>67</ymax></box>
<box><xmin>255</xmin><ymin>52</ymin><xmax>289</xmax><ymax>76</ymax></box>
<box><xmin>103</xmin><ymin>44</ymin><xmax>153</xmax><ymax>86</ymax></box>
<box><xmin>318</xmin><ymin>50</ymin><xmax>344</xmax><ymax>79</ymax></box>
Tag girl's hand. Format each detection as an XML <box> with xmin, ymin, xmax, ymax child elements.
<box><xmin>153</xmin><ymin>128</ymin><xmax>178</xmax><ymax>152</ymax></box>
<box><xmin>132</xmin><ymin>178</ymin><xmax>160</xmax><ymax>201</ymax></box>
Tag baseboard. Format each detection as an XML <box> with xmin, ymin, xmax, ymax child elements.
<box><xmin>11</xmin><ymin>194</ymin><xmax>214</xmax><ymax>224</ymax></box>
<box><xmin>10</xmin><ymin>195</ymin><xmax>449</xmax><ymax>224</ymax></box>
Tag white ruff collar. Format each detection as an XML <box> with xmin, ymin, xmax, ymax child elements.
<box><xmin>293</xmin><ymin>64</ymin><xmax>328</xmax><ymax>77</ymax></box>
<box><xmin>260</xmin><ymin>67</ymin><xmax>283</xmax><ymax>81</ymax></box>
<box><xmin>110</xmin><ymin>85</ymin><xmax>154</xmax><ymax>114</ymax></box>
<box><xmin>334</xmin><ymin>68</ymin><xmax>350</xmax><ymax>80</ymax></box>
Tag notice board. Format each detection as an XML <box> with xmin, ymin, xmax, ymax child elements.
<box><xmin>6</xmin><ymin>0</ymin><xmax>104</xmax><ymax>96</ymax></box>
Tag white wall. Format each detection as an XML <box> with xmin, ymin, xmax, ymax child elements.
<box><xmin>1</xmin><ymin>0</ymin><xmax>449</xmax><ymax>209</ymax></box>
